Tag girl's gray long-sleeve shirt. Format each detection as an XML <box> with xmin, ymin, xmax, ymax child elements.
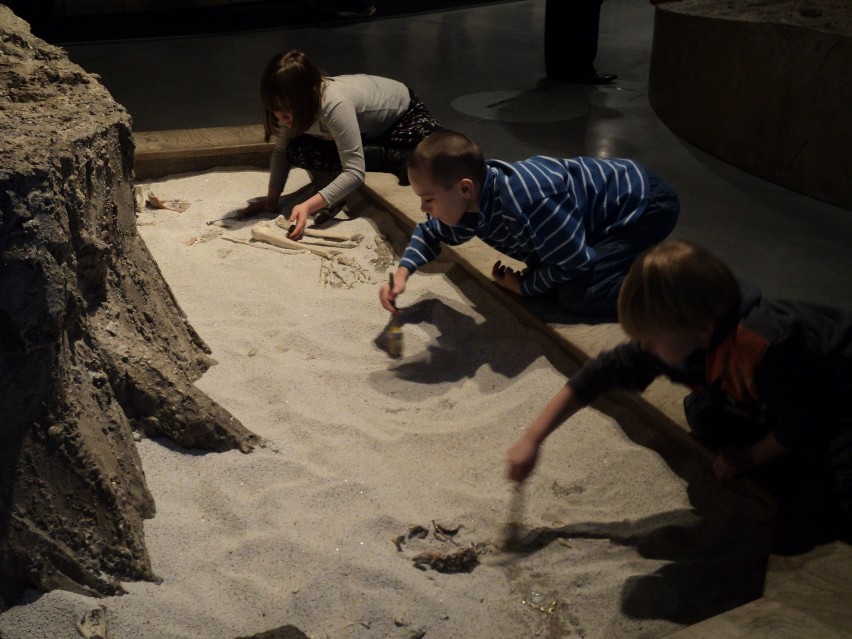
<box><xmin>269</xmin><ymin>75</ymin><xmax>411</xmax><ymax>206</ymax></box>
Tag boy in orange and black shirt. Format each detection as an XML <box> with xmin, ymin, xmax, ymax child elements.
<box><xmin>507</xmin><ymin>240</ymin><xmax>852</xmax><ymax>541</ymax></box>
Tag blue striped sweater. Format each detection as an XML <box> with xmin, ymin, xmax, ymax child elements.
<box><xmin>399</xmin><ymin>156</ymin><xmax>650</xmax><ymax>296</ymax></box>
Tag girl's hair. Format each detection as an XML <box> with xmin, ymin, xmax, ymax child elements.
<box><xmin>260</xmin><ymin>50</ymin><xmax>326</xmax><ymax>141</ymax></box>
<box><xmin>406</xmin><ymin>129</ymin><xmax>487</xmax><ymax>189</ymax></box>
<box><xmin>618</xmin><ymin>240</ymin><xmax>740</xmax><ymax>337</ymax></box>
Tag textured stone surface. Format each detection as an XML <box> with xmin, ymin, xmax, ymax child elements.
<box><xmin>0</xmin><ymin>6</ymin><xmax>259</xmax><ymax>609</ymax></box>
<box><xmin>662</xmin><ymin>0</ymin><xmax>851</xmax><ymax>37</ymax></box>
<box><xmin>649</xmin><ymin>0</ymin><xmax>851</xmax><ymax>210</ymax></box>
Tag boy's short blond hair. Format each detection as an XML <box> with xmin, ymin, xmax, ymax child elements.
<box><xmin>618</xmin><ymin>240</ymin><xmax>740</xmax><ymax>336</ymax></box>
<box><xmin>407</xmin><ymin>129</ymin><xmax>487</xmax><ymax>190</ymax></box>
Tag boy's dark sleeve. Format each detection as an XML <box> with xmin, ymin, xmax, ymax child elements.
<box><xmin>568</xmin><ymin>341</ymin><xmax>663</xmax><ymax>405</ymax></box>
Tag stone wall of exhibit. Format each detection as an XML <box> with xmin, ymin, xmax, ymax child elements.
<box><xmin>0</xmin><ymin>5</ymin><xmax>258</xmax><ymax>609</ymax></box>
<box><xmin>649</xmin><ymin>1</ymin><xmax>851</xmax><ymax>210</ymax></box>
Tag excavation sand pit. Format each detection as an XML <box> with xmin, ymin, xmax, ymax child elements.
<box><xmin>0</xmin><ymin>168</ymin><xmax>774</xmax><ymax>639</ymax></box>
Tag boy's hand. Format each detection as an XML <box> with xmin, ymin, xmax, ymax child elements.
<box><xmin>492</xmin><ymin>260</ymin><xmax>523</xmax><ymax>295</ymax></box>
<box><xmin>240</xmin><ymin>199</ymin><xmax>279</xmax><ymax>217</ymax></box>
<box><xmin>714</xmin><ymin>433</ymin><xmax>788</xmax><ymax>482</ymax></box>
<box><xmin>380</xmin><ymin>271</ymin><xmax>408</xmax><ymax>315</ymax></box>
<box><xmin>506</xmin><ymin>436</ymin><xmax>540</xmax><ymax>484</ymax></box>
<box><xmin>712</xmin><ymin>447</ymin><xmax>755</xmax><ymax>482</ymax></box>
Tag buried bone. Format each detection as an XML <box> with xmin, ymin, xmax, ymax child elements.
<box><xmin>251</xmin><ymin>223</ymin><xmax>341</xmax><ymax>259</ymax></box>
<box><xmin>147</xmin><ymin>192</ymin><xmax>190</xmax><ymax>213</ymax></box>
<box><xmin>274</xmin><ymin>215</ymin><xmax>364</xmax><ymax>242</ymax></box>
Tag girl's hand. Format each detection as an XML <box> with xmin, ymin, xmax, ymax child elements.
<box><xmin>506</xmin><ymin>436</ymin><xmax>540</xmax><ymax>484</ymax></box>
<box><xmin>240</xmin><ymin>199</ymin><xmax>278</xmax><ymax>217</ymax></box>
<box><xmin>492</xmin><ymin>260</ymin><xmax>523</xmax><ymax>295</ymax></box>
<box><xmin>288</xmin><ymin>203</ymin><xmax>311</xmax><ymax>240</ymax></box>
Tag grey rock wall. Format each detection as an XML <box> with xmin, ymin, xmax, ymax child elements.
<box><xmin>0</xmin><ymin>5</ymin><xmax>259</xmax><ymax>609</ymax></box>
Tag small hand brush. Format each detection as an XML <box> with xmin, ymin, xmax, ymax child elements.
<box><xmin>385</xmin><ymin>273</ymin><xmax>404</xmax><ymax>358</ymax></box>
<box><xmin>502</xmin><ymin>485</ymin><xmax>525</xmax><ymax>551</ymax></box>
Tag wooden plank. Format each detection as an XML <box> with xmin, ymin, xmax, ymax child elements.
<box><xmin>134</xmin><ymin>125</ymin><xmax>272</xmax><ymax>160</ymax></box>
<box><xmin>663</xmin><ymin>597</ymin><xmax>847</xmax><ymax>639</ymax></box>
<box><xmin>134</xmin><ymin>125</ymin><xmax>273</xmax><ymax>180</ymax></box>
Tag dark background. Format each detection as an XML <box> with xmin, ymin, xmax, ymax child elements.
<box><xmin>7</xmin><ymin>0</ymin><xmax>517</xmax><ymax>42</ymax></box>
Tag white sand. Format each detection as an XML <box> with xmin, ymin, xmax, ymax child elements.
<box><xmin>0</xmin><ymin>169</ymin><xmax>772</xmax><ymax>639</ymax></box>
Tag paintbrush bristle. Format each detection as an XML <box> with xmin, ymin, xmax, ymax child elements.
<box><xmin>385</xmin><ymin>273</ymin><xmax>404</xmax><ymax>358</ymax></box>
<box><xmin>386</xmin><ymin>321</ymin><xmax>403</xmax><ymax>358</ymax></box>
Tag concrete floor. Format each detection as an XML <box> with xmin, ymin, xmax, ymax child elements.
<box><xmin>58</xmin><ymin>0</ymin><xmax>852</xmax><ymax>311</ymax></box>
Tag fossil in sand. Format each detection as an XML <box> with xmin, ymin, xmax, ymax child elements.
<box><xmin>274</xmin><ymin>215</ymin><xmax>364</xmax><ymax>243</ymax></box>
<box><xmin>251</xmin><ymin>222</ymin><xmax>342</xmax><ymax>259</ymax></box>
<box><xmin>146</xmin><ymin>192</ymin><xmax>190</xmax><ymax>213</ymax></box>
<box><xmin>412</xmin><ymin>547</ymin><xmax>480</xmax><ymax>573</ymax></box>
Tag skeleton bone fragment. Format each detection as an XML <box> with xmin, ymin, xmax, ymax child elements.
<box><xmin>274</xmin><ymin>215</ymin><xmax>364</xmax><ymax>242</ymax></box>
<box><xmin>251</xmin><ymin>223</ymin><xmax>341</xmax><ymax>259</ymax></box>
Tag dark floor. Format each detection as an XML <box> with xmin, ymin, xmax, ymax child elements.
<box><xmin>52</xmin><ymin>0</ymin><xmax>852</xmax><ymax>311</ymax></box>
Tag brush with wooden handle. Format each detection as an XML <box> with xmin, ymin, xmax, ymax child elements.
<box><xmin>385</xmin><ymin>273</ymin><xmax>404</xmax><ymax>358</ymax></box>
<box><xmin>502</xmin><ymin>485</ymin><xmax>525</xmax><ymax>551</ymax></box>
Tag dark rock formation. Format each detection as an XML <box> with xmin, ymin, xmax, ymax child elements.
<box><xmin>0</xmin><ymin>6</ymin><xmax>259</xmax><ymax>610</ymax></box>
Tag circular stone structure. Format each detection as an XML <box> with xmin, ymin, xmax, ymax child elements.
<box><xmin>648</xmin><ymin>0</ymin><xmax>851</xmax><ymax>210</ymax></box>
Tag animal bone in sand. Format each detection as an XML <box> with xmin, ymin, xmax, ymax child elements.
<box><xmin>251</xmin><ymin>223</ymin><xmax>341</xmax><ymax>259</ymax></box>
<box><xmin>274</xmin><ymin>215</ymin><xmax>364</xmax><ymax>242</ymax></box>
<box><xmin>147</xmin><ymin>192</ymin><xmax>190</xmax><ymax>213</ymax></box>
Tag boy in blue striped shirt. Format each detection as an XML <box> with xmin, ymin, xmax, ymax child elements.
<box><xmin>379</xmin><ymin>130</ymin><xmax>679</xmax><ymax>321</ymax></box>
